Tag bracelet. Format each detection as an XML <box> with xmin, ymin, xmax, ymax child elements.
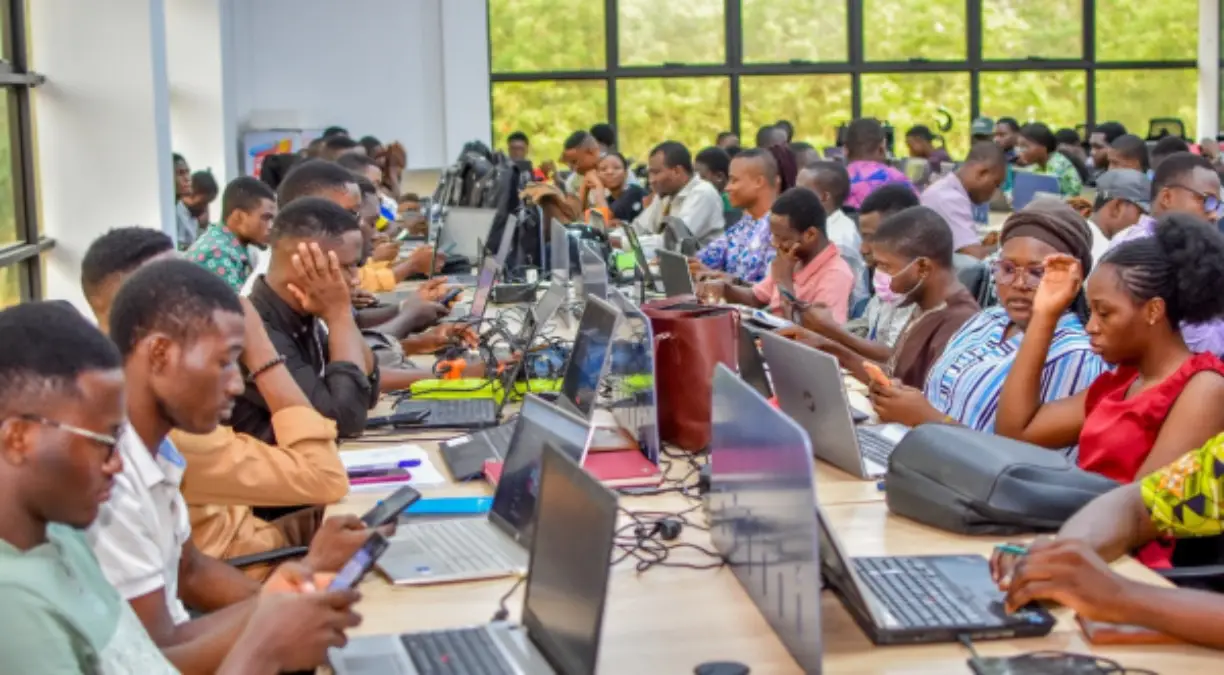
<box><xmin>246</xmin><ymin>355</ymin><xmax>286</xmax><ymax>383</ymax></box>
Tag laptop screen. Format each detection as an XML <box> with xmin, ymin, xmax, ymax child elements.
<box><xmin>621</xmin><ymin>225</ymin><xmax>659</xmax><ymax>292</ymax></box>
<box><xmin>658</xmin><ymin>249</ymin><xmax>694</xmax><ymax>297</ymax></box>
<box><xmin>522</xmin><ymin>445</ymin><xmax>618</xmax><ymax>675</ymax></box>
<box><xmin>551</xmin><ymin>221</ymin><xmax>570</xmax><ymax>280</ymax></box>
<box><xmin>606</xmin><ymin>288</ymin><xmax>661</xmax><ymax>464</ymax></box>
<box><xmin>578</xmin><ymin>242</ymin><xmax>608</xmax><ymax>301</ymax></box>
<box><xmin>468</xmin><ymin>256</ymin><xmax>499</xmax><ymax>321</ymax></box>
<box><xmin>488</xmin><ymin>396</ymin><xmax>590</xmax><ymax>547</ymax></box>
<box><xmin>708</xmin><ymin>365</ymin><xmax>823</xmax><ymax>673</ymax></box>
<box><xmin>491</xmin><ymin>213</ymin><xmax>519</xmax><ymax>267</ymax></box>
<box><xmin>737</xmin><ymin>325</ymin><xmax>773</xmax><ymax>398</ymax></box>
<box><xmin>559</xmin><ymin>295</ymin><xmax>621</xmax><ymax>419</ymax></box>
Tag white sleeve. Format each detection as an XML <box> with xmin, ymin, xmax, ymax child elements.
<box><xmin>680</xmin><ymin>188</ymin><xmax>725</xmax><ymax>241</ymax></box>
<box><xmin>87</xmin><ymin>490</ymin><xmax>166</xmax><ymax>601</ymax></box>
<box><xmin>631</xmin><ymin>197</ymin><xmax>660</xmax><ymax>236</ymax></box>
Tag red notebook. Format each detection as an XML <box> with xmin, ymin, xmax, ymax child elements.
<box><xmin>483</xmin><ymin>449</ymin><xmax>663</xmax><ymax>489</ymax></box>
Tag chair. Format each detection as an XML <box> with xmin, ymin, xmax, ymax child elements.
<box><xmin>1160</xmin><ymin>537</ymin><xmax>1224</xmax><ymax>592</ymax></box>
<box><xmin>662</xmin><ymin>216</ymin><xmax>699</xmax><ymax>255</ymax></box>
<box><xmin>1146</xmin><ymin>118</ymin><xmax>1186</xmax><ymax>141</ymax></box>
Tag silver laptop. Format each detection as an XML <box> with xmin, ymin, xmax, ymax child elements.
<box><xmin>758</xmin><ymin>331</ymin><xmax>898</xmax><ymax>479</ymax></box>
<box><xmin>449</xmin><ymin>255</ymin><xmax>499</xmax><ymax>324</ymax></box>
<box><xmin>332</xmin><ymin>444</ymin><xmax>619</xmax><ymax>675</ymax></box>
<box><xmin>577</xmin><ymin>242</ymin><xmax>608</xmax><ymax>301</ymax></box>
<box><xmin>377</xmin><ymin>395</ymin><xmax>592</xmax><ymax>585</ymax></box>
<box><xmin>657</xmin><ymin>249</ymin><xmax>695</xmax><ymax>297</ymax></box>
<box><xmin>550</xmin><ymin>220</ymin><xmax>571</xmax><ymax>282</ymax></box>
<box><xmin>440</xmin><ymin>206</ymin><xmax>498</xmax><ymax>262</ymax></box>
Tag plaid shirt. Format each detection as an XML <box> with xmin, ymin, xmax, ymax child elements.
<box><xmin>186</xmin><ymin>223</ymin><xmax>251</xmax><ymax>292</ymax></box>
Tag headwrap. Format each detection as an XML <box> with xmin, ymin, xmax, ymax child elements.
<box><xmin>1001</xmin><ymin>195</ymin><xmax>1094</xmax><ymax>274</ymax></box>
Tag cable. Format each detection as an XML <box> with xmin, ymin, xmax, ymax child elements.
<box><xmin>491</xmin><ymin>575</ymin><xmax>526</xmax><ymax>622</ymax></box>
<box><xmin>959</xmin><ymin>635</ymin><xmax>1158</xmax><ymax>674</ymax></box>
<box><xmin>611</xmin><ymin>505</ymin><xmax>724</xmax><ymax>574</ymax></box>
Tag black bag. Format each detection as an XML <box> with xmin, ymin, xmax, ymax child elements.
<box><xmin>885</xmin><ymin>425</ymin><xmax>1120</xmax><ymax>535</ymax></box>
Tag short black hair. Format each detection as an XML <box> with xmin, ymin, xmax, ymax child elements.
<box><xmin>221</xmin><ymin>176</ymin><xmax>275</xmax><ymax>221</ymax></box>
<box><xmin>694</xmin><ymin>146</ymin><xmax>731</xmax><ymax>177</ymax></box>
<box><xmin>872</xmin><ymin>205</ymin><xmax>955</xmax><ymax>268</ymax></box>
<box><xmin>599</xmin><ymin>152</ymin><xmax>629</xmax><ymax>170</ymax></box>
<box><xmin>1151</xmin><ymin>151</ymin><xmax>1215</xmax><ymax>197</ymax></box>
<box><xmin>564</xmin><ymin>130</ymin><xmax>594</xmax><ymax>151</ymax></box>
<box><xmin>1102</xmin><ymin>213</ymin><xmax>1224</xmax><ymax>325</ymax></box>
<box><xmin>358</xmin><ymin>135</ymin><xmax>382</xmax><ymax>154</ymax></box>
<box><xmin>269</xmin><ymin>196</ymin><xmax>361</xmax><ymax>243</ymax></box>
<box><xmin>997</xmin><ymin>117</ymin><xmax>1021</xmax><ymax>133</ymax></box>
<box><xmin>844</xmin><ymin>118</ymin><xmax>886</xmax><ymax>159</ymax></box>
<box><xmin>716</xmin><ymin>131</ymin><xmax>736</xmax><ymax>144</ymax></box>
<box><xmin>964</xmin><ymin>140</ymin><xmax>1007</xmax><ymax>168</ymax></box>
<box><xmin>323</xmin><ymin>136</ymin><xmax>360</xmax><ymax>153</ymax></box>
<box><xmin>507</xmin><ymin>131</ymin><xmax>529</xmax><ymax>145</ymax></box>
<box><xmin>0</xmin><ymin>302</ymin><xmax>122</xmax><ymax>417</ymax></box>
<box><xmin>1152</xmin><ymin>136</ymin><xmax>1191</xmax><ymax>166</ymax></box>
<box><xmin>775</xmin><ymin>119</ymin><xmax>795</xmax><ymax>141</ymax></box>
<box><xmin>771</xmin><ymin>187</ymin><xmax>827</xmax><ymax>235</ymax></box>
<box><xmin>1093</xmin><ymin>121</ymin><xmax>1128</xmax><ymax>144</ymax></box>
<box><xmin>589</xmin><ymin>123</ymin><xmax>616</xmax><ymax>148</ymax></box>
<box><xmin>725</xmin><ymin>145</ymin><xmax>742</xmax><ymax>158</ymax></box>
<box><xmin>859</xmin><ymin>183</ymin><xmax>920</xmax><ymax>217</ymax></box>
<box><xmin>650</xmin><ymin>141</ymin><xmax>693</xmax><ymax>174</ymax></box>
<box><xmin>755</xmin><ymin>125</ymin><xmax>779</xmax><ymax>148</ymax></box>
<box><xmin>353</xmin><ymin>174</ymin><xmax>379</xmax><ymax>198</ymax></box>
<box><xmin>322</xmin><ymin>126</ymin><xmax>349</xmax><ymax>138</ymax></box>
<box><xmin>277</xmin><ymin>159</ymin><xmax>359</xmax><ymax>205</ymax></box>
<box><xmin>173</xmin><ymin>153</ymin><xmax>187</xmax><ymax>167</ymax></box>
<box><xmin>905</xmin><ymin>124</ymin><xmax>935</xmax><ymax>141</ymax></box>
<box><xmin>1019</xmin><ymin>122</ymin><xmax>1057</xmax><ymax>153</ymax></box>
<box><xmin>337</xmin><ymin>152</ymin><xmax>379</xmax><ymax>173</ymax></box>
<box><xmin>108</xmin><ymin>259</ymin><xmax>243</xmax><ymax>358</ymax></box>
<box><xmin>1110</xmin><ymin>134</ymin><xmax>1150</xmax><ymax>171</ymax></box>
<box><xmin>805</xmin><ymin>161</ymin><xmax>851</xmax><ymax>208</ymax></box>
<box><xmin>190</xmin><ymin>171</ymin><xmax>219</xmax><ymax>199</ymax></box>
<box><xmin>790</xmin><ymin>141</ymin><xmax>816</xmax><ymax>154</ymax></box>
<box><xmin>259</xmin><ymin>153</ymin><xmax>299</xmax><ymax>191</ymax></box>
<box><xmin>1054</xmin><ymin>128</ymin><xmax>1081</xmax><ymax>146</ymax></box>
<box><xmin>81</xmin><ymin>227</ymin><xmax>176</xmax><ymax>302</ymax></box>
<box><xmin>731</xmin><ymin>147</ymin><xmax>779</xmax><ymax>186</ymax></box>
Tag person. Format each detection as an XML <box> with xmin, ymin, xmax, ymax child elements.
<box><xmin>627</xmin><ymin>140</ymin><xmax>725</xmax><ymax>254</ymax></box>
<box><xmin>844</xmin><ymin>118</ymin><xmax>916</xmax><ymax>209</ymax></box>
<box><xmin>1016</xmin><ymin>122</ymin><xmax>1082</xmax><ymax>197</ymax></box>
<box><xmin>358</xmin><ymin>135</ymin><xmax>385</xmax><ymax>164</ymax></box>
<box><xmin>173</xmin><ymin>153</ymin><xmax>191</xmax><ymax>201</ymax></box>
<box><xmin>230</xmin><ymin>197</ymin><xmax>379</xmax><ymax>442</ymax></box>
<box><xmin>1200</xmin><ymin>137</ymin><xmax>1223</xmax><ymax>167</ymax></box>
<box><xmin>322</xmin><ymin>125</ymin><xmax>349</xmax><ymax>139</ymax></box>
<box><xmin>1107</xmin><ymin>133</ymin><xmax>1150</xmax><ymax>173</ymax></box>
<box><xmin>993</xmin><ymin>117</ymin><xmax>1021</xmax><ymax>162</ymax></box>
<box><xmin>789</xmin><ymin>141</ymin><xmax>821</xmax><ymax>168</ymax></box>
<box><xmin>970</xmin><ymin>117</ymin><xmax>995</xmax><ymax>144</ymax></box>
<box><xmin>781</xmin><ymin>205</ymin><xmax>980</xmax><ymax>388</ymax></box>
<box><xmin>1088</xmin><ymin>121</ymin><xmax>1128</xmax><ymax>178</ymax></box>
<box><xmin>319</xmin><ymin>135</ymin><xmax>363</xmax><ymax>161</ymax></box>
<box><xmin>995</xmin><ymin>217</ymin><xmax>1224</xmax><ymax>555</ymax></box>
<box><xmin>797</xmin><ymin>161</ymin><xmax>868</xmax><ymax>307</ymax></box>
<box><xmin>755</xmin><ymin>125</ymin><xmax>787</xmax><ymax>149</ymax></box>
<box><xmin>507</xmin><ymin>130</ymin><xmax>530</xmax><ymax>163</ymax></box>
<box><xmin>1088</xmin><ymin>169</ymin><xmax>1151</xmax><ymax>260</ymax></box>
<box><xmin>872</xmin><ymin>200</ymin><xmax>1106</xmax><ymax>431</ymax></box>
<box><xmin>176</xmin><ymin>168</ymin><xmax>218</xmax><ymax>250</ymax></box>
<box><xmin>920</xmin><ymin>141</ymin><xmax>1008</xmax><ymax>258</ymax></box>
<box><xmin>186</xmin><ymin>177</ymin><xmax>277</xmax><ymax>292</ymax></box>
<box><xmin>692</xmin><ymin>148</ymin><xmax>779</xmax><ymax>284</ymax></box>
<box><xmin>775</xmin><ymin>119</ymin><xmax>795</xmax><ymax>143</ymax></box>
<box><xmin>695</xmin><ymin>145</ymin><xmax>732</xmax><ymax>209</ymax></box>
<box><xmin>258</xmin><ymin>153</ymin><xmax>298</xmax><ymax>191</ymax></box>
<box><xmin>1054</xmin><ymin>128</ymin><xmax>1091</xmax><ymax>184</ymax></box>
<box><xmin>590</xmin><ymin>152</ymin><xmax>648</xmax><ymax>224</ymax></box>
<box><xmin>0</xmin><ymin>302</ymin><xmax>363</xmax><ymax>675</ymax></box>
<box><xmin>80</xmin><ymin>229</ymin><xmax>349</xmax><ymax>574</ymax></box>
<box><xmin>716</xmin><ymin>131</ymin><xmax>739</xmax><ymax>149</ymax></box>
<box><xmin>590</xmin><ymin>122</ymin><xmax>616</xmax><ymax>152</ymax></box>
<box><xmin>1150</xmin><ymin>135</ymin><xmax>1191</xmax><ymax>172</ymax></box>
<box><xmin>697</xmin><ymin>187</ymin><xmax>854</xmax><ymax>322</ymax></box>
<box><xmin>337</xmin><ymin>152</ymin><xmax>384</xmax><ymax>190</ymax></box>
<box><xmin>853</xmin><ymin>185</ymin><xmax>921</xmax><ymax>344</ymax></box>
<box><xmin>561</xmin><ymin>130</ymin><xmax>603</xmax><ymax>206</ymax></box>
<box><xmin>905</xmin><ymin>124</ymin><xmax>952</xmax><ymax>173</ymax></box>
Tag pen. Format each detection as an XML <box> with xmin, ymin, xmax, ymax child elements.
<box><xmin>350</xmin><ymin>472</ymin><xmax>414</xmax><ymax>486</ymax></box>
<box><xmin>994</xmin><ymin>543</ymin><xmax>1028</xmax><ymax>557</ymax></box>
<box><xmin>876</xmin><ymin>480</ymin><xmax>886</xmax><ymax>491</ymax></box>
<box><xmin>347</xmin><ymin>459</ymin><xmax>422</xmax><ymax>473</ymax></box>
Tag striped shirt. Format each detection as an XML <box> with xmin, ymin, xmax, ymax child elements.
<box><xmin>924</xmin><ymin>307</ymin><xmax>1106</xmax><ymax>445</ymax></box>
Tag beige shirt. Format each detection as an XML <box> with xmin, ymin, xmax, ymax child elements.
<box><xmin>629</xmin><ymin>175</ymin><xmax>724</xmax><ymax>256</ymax></box>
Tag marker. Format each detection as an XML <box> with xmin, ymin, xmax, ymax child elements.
<box><xmin>350</xmin><ymin>472</ymin><xmax>413</xmax><ymax>486</ymax></box>
<box><xmin>347</xmin><ymin>459</ymin><xmax>422</xmax><ymax>473</ymax></box>
<box><xmin>994</xmin><ymin>543</ymin><xmax>1028</xmax><ymax>557</ymax></box>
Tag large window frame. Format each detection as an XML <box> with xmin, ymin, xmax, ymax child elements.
<box><xmin>488</xmin><ymin>0</ymin><xmax>1198</xmax><ymax>154</ymax></box>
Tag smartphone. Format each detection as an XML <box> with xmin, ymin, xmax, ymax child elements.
<box><xmin>359</xmin><ymin>485</ymin><xmax>423</xmax><ymax>527</ymax></box>
<box><xmin>440</xmin><ymin>287</ymin><xmax>463</xmax><ymax>307</ymax></box>
<box><xmin>778</xmin><ymin>287</ymin><xmax>800</xmax><ymax>305</ymax></box>
<box><xmin>327</xmin><ymin>532</ymin><xmax>390</xmax><ymax>590</ymax></box>
<box><xmin>863</xmin><ymin>361</ymin><xmax>891</xmax><ymax>389</ymax></box>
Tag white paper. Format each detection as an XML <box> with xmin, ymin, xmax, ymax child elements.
<box><xmin>340</xmin><ymin>444</ymin><xmax>446</xmax><ymax>491</ymax></box>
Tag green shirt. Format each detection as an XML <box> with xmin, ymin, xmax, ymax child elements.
<box><xmin>186</xmin><ymin>223</ymin><xmax>252</xmax><ymax>292</ymax></box>
<box><xmin>1141</xmin><ymin>433</ymin><xmax>1224</xmax><ymax>537</ymax></box>
<box><xmin>1033</xmin><ymin>151</ymin><xmax>1083</xmax><ymax>198</ymax></box>
<box><xmin>0</xmin><ymin>524</ymin><xmax>177</xmax><ymax>674</ymax></box>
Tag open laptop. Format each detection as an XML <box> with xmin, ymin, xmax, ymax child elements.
<box><xmin>619</xmin><ymin>223</ymin><xmax>662</xmax><ymax>294</ymax></box>
<box><xmin>439</xmin><ymin>206</ymin><xmax>497</xmax><ymax>263</ymax></box>
<box><xmin>817</xmin><ymin>506</ymin><xmax>1055</xmax><ymax>645</ymax></box>
<box><xmin>577</xmin><ymin>242</ymin><xmax>608</xmax><ymax>301</ymax></box>
<box><xmin>657</xmin><ymin>249</ymin><xmax>695</xmax><ymax>297</ymax></box>
<box><xmin>736</xmin><ymin>324</ymin><xmax>773</xmax><ymax>398</ymax></box>
<box><xmin>605</xmin><ymin>288</ymin><xmax>661</xmax><ymax>465</ymax></box>
<box><xmin>378</xmin><ymin>395</ymin><xmax>592</xmax><ymax>586</ymax></box>
<box><xmin>448</xmin><ymin>255</ymin><xmax>499</xmax><ymax>324</ymax></box>
<box><xmin>1011</xmin><ymin>172</ymin><xmax>1061</xmax><ymax>210</ymax></box>
<box><xmin>550</xmin><ymin>220</ymin><xmax>571</xmax><ymax>282</ymax></box>
<box><xmin>335</xmin><ymin>443</ymin><xmax>618</xmax><ymax>675</ymax></box>
<box><xmin>758</xmin><ymin>331</ymin><xmax>897</xmax><ymax>479</ymax></box>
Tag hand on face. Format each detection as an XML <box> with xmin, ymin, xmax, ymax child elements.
<box><xmin>287</xmin><ymin>242</ymin><xmax>353</xmax><ymax>321</ymax></box>
<box><xmin>1032</xmin><ymin>254</ymin><xmax>1082</xmax><ymax>319</ymax></box>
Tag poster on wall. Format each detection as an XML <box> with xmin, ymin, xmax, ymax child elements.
<box><xmin>241</xmin><ymin>129</ymin><xmax>324</xmax><ymax>177</ymax></box>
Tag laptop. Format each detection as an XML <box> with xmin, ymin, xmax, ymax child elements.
<box><xmin>550</xmin><ymin>220</ymin><xmax>571</xmax><ymax>282</ymax></box>
<box><xmin>334</xmin><ymin>443</ymin><xmax>618</xmax><ymax>675</ymax></box>
<box><xmin>736</xmin><ymin>324</ymin><xmax>773</xmax><ymax>398</ymax></box>
<box><xmin>657</xmin><ymin>249</ymin><xmax>695</xmax><ymax>297</ymax></box>
<box><xmin>605</xmin><ymin>288</ymin><xmax>661</xmax><ymax>465</ymax></box>
<box><xmin>439</xmin><ymin>206</ymin><xmax>498</xmax><ymax>263</ymax></box>
<box><xmin>448</xmin><ymin>255</ymin><xmax>499</xmax><ymax>324</ymax></box>
<box><xmin>1011</xmin><ymin>172</ymin><xmax>1061</xmax><ymax>211</ymax></box>
<box><xmin>378</xmin><ymin>395</ymin><xmax>592</xmax><ymax>585</ymax></box>
<box><xmin>619</xmin><ymin>221</ymin><xmax>662</xmax><ymax>294</ymax></box>
<box><xmin>758</xmin><ymin>331</ymin><xmax>897</xmax><ymax>479</ymax></box>
<box><xmin>577</xmin><ymin>242</ymin><xmax>608</xmax><ymax>301</ymax></box>
<box><xmin>817</xmin><ymin>506</ymin><xmax>1055</xmax><ymax>645</ymax></box>
<box><xmin>662</xmin><ymin>216</ymin><xmax>698</xmax><ymax>255</ymax></box>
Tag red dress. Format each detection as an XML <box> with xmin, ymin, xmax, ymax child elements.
<box><xmin>1078</xmin><ymin>352</ymin><xmax>1224</xmax><ymax>567</ymax></box>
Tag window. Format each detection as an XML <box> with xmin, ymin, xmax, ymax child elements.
<box><xmin>740</xmin><ymin>75</ymin><xmax>852</xmax><ymax>149</ymax></box>
<box><xmin>616</xmin><ymin>77</ymin><xmax>730</xmax><ymax>162</ymax></box>
<box><xmin>864</xmin><ymin>0</ymin><xmax>966</xmax><ymax>62</ymax></box>
<box><xmin>491</xmin><ymin>81</ymin><xmax>608</xmax><ymax>163</ymax></box>
<box><xmin>741</xmin><ymin>0</ymin><xmax>847</xmax><ymax>64</ymax></box>
<box><xmin>1096</xmin><ymin>0</ymin><xmax>1196</xmax><ymax>62</ymax></box>
<box><xmin>617</xmin><ymin>0</ymin><xmax>724</xmax><ymax>67</ymax></box>
<box><xmin>982</xmin><ymin>0</ymin><xmax>1081</xmax><ymax>60</ymax></box>
<box><xmin>1095</xmin><ymin>69</ymin><xmax>1199</xmax><ymax>140</ymax></box>
<box><xmin>979</xmin><ymin>71</ymin><xmax>1087</xmax><ymax>130</ymax></box>
<box><xmin>489</xmin><ymin>0</ymin><xmax>605</xmax><ymax>72</ymax></box>
<box><xmin>860</xmin><ymin>73</ymin><xmax>971</xmax><ymax>158</ymax></box>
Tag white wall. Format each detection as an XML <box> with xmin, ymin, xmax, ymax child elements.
<box><xmin>167</xmin><ymin>0</ymin><xmax>229</xmax><ymax>188</ymax></box>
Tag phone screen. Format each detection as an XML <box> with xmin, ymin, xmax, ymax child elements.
<box><xmin>360</xmin><ymin>485</ymin><xmax>422</xmax><ymax>527</ymax></box>
<box><xmin>328</xmin><ymin>533</ymin><xmax>389</xmax><ymax>590</ymax></box>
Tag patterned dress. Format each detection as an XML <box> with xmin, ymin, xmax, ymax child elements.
<box><xmin>1142</xmin><ymin>434</ymin><xmax>1224</xmax><ymax>537</ymax></box>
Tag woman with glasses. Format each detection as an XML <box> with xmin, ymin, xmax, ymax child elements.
<box><xmin>871</xmin><ymin>201</ymin><xmax>1105</xmax><ymax>435</ymax></box>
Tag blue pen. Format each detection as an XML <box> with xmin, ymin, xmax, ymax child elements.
<box><xmin>348</xmin><ymin>459</ymin><xmax>422</xmax><ymax>474</ymax></box>
<box><xmin>876</xmin><ymin>480</ymin><xmax>886</xmax><ymax>491</ymax></box>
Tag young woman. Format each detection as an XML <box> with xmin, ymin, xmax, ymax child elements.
<box><xmin>588</xmin><ymin>152</ymin><xmax>648</xmax><ymax>224</ymax></box>
<box><xmin>1016</xmin><ymin>122</ymin><xmax>1083</xmax><ymax>197</ymax></box>
<box><xmin>871</xmin><ymin>200</ymin><xmax>1106</xmax><ymax>431</ymax></box>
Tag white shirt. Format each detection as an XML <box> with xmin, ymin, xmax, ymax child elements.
<box><xmin>826</xmin><ymin>209</ymin><xmax>869</xmax><ymax>308</ymax></box>
<box><xmin>629</xmin><ymin>175</ymin><xmax>724</xmax><ymax>256</ymax></box>
<box><xmin>240</xmin><ymin>246</ymin><xmax>270</xmax><ymax>296</ymax></box>
<box><xmin>89</xmin><ymin>423</ymin><xmax>192</xmax><ymax>625</ymax></box>
<box><xmin>1087</xmin><ymin>218</ymin><xmax>1111</xmax><ymax>265</ymax></box>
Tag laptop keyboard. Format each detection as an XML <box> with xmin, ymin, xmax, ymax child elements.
<box><xmin>852</xmin><ymin>557</ymin><xmax>986</xmax><ymax>628</ymax></box>
<box><xmin>397</xmin><ymin>399</ymin><xmax>497</xmax><ymax>427</ymax></box>
<box><xmin>404</xmin><ymin>521</ymin><xmax>518</xmax><ymax>575</ymax></box>
<box><xmin>856</xmin><ymin>428</ymin><xmax>896</xmax><ymax>467</ymax></box>
<box><xmin>402</xmin><ymin>627</ymin><xmax>514</xmax><ymax>674</ymax></box>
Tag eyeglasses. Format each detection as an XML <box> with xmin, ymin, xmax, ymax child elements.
<box><xmin>990</xmin><ymin>260</ymin><xmax>1046</xmax><ymax>289</ymax></box>
<box><xmin>17</xmin><ymin>414</ymin><xmax>120</xmax><ymax>461</ymax></box>
<box><xmin>1167</xmin><ymin>184</ymin><xmax>1224</xmax><ymax>217</ymax></box>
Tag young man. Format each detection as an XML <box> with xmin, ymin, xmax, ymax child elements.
<box><xmin>628</xmin><ymin>140</ymin><xmax>725</xmax><ymax>254</ymax></box>
<box><xmin>693</xmin><ymin>148</ymin><xmax>778</xmax><ymax>284</ymax></box>
<box><xmin>797</xmin><ymin>161</ymin><xmax>868</xmax><ymax>309</ymax></box>
<box><xmin>851</xmin><ymin>185</ymin><xmax>921</xmax><ymax>345</ymax></box>
<box><xmin>1107</xmin><ymin>133</ymin><xmax>1150</xmax><ymax>173</ymax></box>
<box><xmin>186</xmin><ymin>176</ymin><xmax>277</xmax><ymax>292</ymax></box>
<box><xmin>775</xmin><ymin>119</ymin><xmax>795</xmax><ymax>143</ymax></box>
<box><xmin>0</xmin><ymin>302</ymin><xmax>362</xmax><ymax>674</ymax></box>
<box><xmin>905</xmin><ymin>124</ymin><xmax>952</xmax><ymax>172</ymax></box>
<box><xmin>81</xmin><ymin>228</ymin><xmax>350</xmax><ymax>572</ymax></box>
<box><xmin>1088</xmin><ymin>121</ymin><xmax>1128</xmax><ymax>177</ymax></box>
<box><xmin>780</xmin><ymin>206</ymin><xmax>979</xmax><ymax>389</ymax></box>
<box><xmin>561</xmin><ymin>130</ymin><xmax>603</xmax><ymax>205</ymax></box>
<box><xmin>507</xmin><ymin>131</ymin><xmax>530</xmax><ymax>163</ymax></box>
<box><xmin>694</xmin><ymin>145</ymin><xmax>732</xmax><ymax>206</ymax></box>
<box><xmin>1150</xmin><ymin>135</ymin><xmax>1190</xmax><ymax>173</ymax></box>
<box><xmin>698</xmin><ymin>187</ymin><xmax>854</xmax><ymax>322</ymax></box>
<box><xmin>338</xmin><ymin>151</ymin><xmax>384</xmax><ymax>189</ymax></box>
<box><xmin>590</xmin><ymin>122</ymin><xmax>616</xmax><ymax>152</ymax></box>
<box><xmin>920</xmin><ymin>141</ymin><xmax>1008</xmax><ymax>258</ymax></box>
<box><xmin>844</xmin><ymin>118</ymin><xmax>916</xmax><ymax>209</ymax></box>
<box><xmin>993</xmin><ymin>117</ymin><xmax>1021</xmax><ymax>162</ymax></box>
<box><xmin>755</xmin><ymin>125</ymin><xmax>787</xmax><ymax>149</ymax></box>
<box><xmin>970</xmin><ymin>117</ymin><xmax>994</xmax><ymax>144</ymax></box>
<box><xmin>1089</xmin><ymin>169</ymin><xmax>1151</xmax><ymax>261</ymax></box>
<box><xmin>716</xmin><ymin>130</ymin><xmax>740</xmax><ymax>149</ymax></box>
<box><xmin>319</xmin><ymin>135</ymin><xmax>364</xmax><ymax>161</ymax></box>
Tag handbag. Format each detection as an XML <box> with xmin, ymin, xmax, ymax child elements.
<box><xmin>885</xmin><ymin>424</ymin><xmax>1120</xmax><ymax>535</ymax></box>
<box><xmin>641</xmin><ymin>298</ymin><xmax>739</xmax><ymax>451</ymax></box>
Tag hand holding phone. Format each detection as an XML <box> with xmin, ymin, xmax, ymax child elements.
<box><xmin>440</xmin><ymin>287</ymin><xmax>463</xmax><ymax>307</ymax></box>
<box><xmin>327</xmin><ymin>532</ymin><xmax>390</xmax><ymax>590</ymax></box>
<box><xmin>863</xmin><ymin>361</ymin><xmax>891</xmax><ymax>390</ymax></box>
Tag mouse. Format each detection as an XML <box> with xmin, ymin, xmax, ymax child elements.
<box><xmin>694</xmin><ymin>662</ymin><xmax>749</xmax><ymax>675</ymax></box>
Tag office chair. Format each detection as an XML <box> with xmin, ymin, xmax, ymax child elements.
<box><xmin>1146</xmin><ymin>118</ymin><xmax>1186</xmax><ymax>141</ymax></box>
<box><xmin>661</xmin><ymin>216</ymin><xmax>698</xmax><ymax>255</ymax></box>
<box><xmin>1160</xmin><ymin>536</ymin><xmax>1224</xmax><ymax>593</ymax></box>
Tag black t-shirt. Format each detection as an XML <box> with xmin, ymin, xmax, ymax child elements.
<box><xmin>608</xmin><ymin>184</ymin><xmax>648</xmax><ymax>223</ymax></box>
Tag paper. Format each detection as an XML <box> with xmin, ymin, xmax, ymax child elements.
<box><xmin>340</xmin><ymin>444</ymin><xmax>446</xmax><ymax>491</ymax></box>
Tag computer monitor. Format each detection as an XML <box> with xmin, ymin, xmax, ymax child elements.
<box><xmin>607</xmin><ymin>288</ymin><xmax>661</xmax><ymax>464</ymax></box>
<box><xmin>708</xmin><ymin>364</ymin><xmax>822</xmax><ymax>673</ymax></box>
<box><xmin>558</xmin><ymin>295</ymin><xmax>621</xmax><ymax>420</ymax></box>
